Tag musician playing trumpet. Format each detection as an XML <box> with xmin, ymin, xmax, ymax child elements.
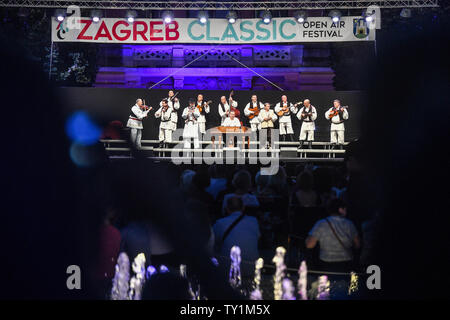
<box><xmin>126</xmin><ymin>98</ymin><xmax>152</xmax><ymax>149</ymax></box>
<box><xmin>274</xmin><ymin>95</ymin><xmax>299</xmax><ymax>142</ymax></box>
<box><xmin>297</xmin><ymin>99</ymin><xmax>317</xmax><ymax>150</ymax></box>
<box><xmin>325</xmin><ymin>99</ymin><xmax>349</xmax><ymax>149</ymax></box>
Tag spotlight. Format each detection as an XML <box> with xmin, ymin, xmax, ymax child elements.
<box><xmin>363</xmin><ymin>9</ymin><xmax>375</xmax><ymax>22</ymax></box>
<box><xmin>90</xmin><ymin>10</ymin><xmax>102</xmax><ymax>23</ymax></box>
<box><xmin>161</xmin><ymin>10</ymin><xmax>173</xmax><ymax>23</ymax></box>
<box><xmin>328</xmin><ymin>10</ymin><xmax>342</xmax><ymax>23</ymax></box>
<box><xmin>294</xmin><ymin>10</ymin><xmax>307</xmax><ymax>23</ymax></box>
<box><xmin>198</xmin><ymin>11</ymin><xmax>208</xmax><ymax>24</ymax></box>
<box><xmin>126</xmin><ymin>10</ymin><xmax>137</xmax><ymax>23</ymax></box>
<box><xmin>55</xmin><ymin>9</ymin><xmax>65</xmax><ymax>22</ymax></box>
<box><xmin>226</xmin><ymin>11</ymin><xmax>237</xmax><ymax>24</ymax></box>
<box><xmin>261</xmin><ymin>10</ymin><xmax>272</xmax><ymax>24</ymax></box>
<box><xmin>400</xmin><ymin>8</ymin><xmax>412</xmax><ymax>18</ymax></box>
<box><xmin>17</xmin><ymin>7</ymin><xmax>30</xmax><ymax>18</ymax></box>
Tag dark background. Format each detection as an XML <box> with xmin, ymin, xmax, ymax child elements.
<box><xmin>58</xmin><ymin>88</ymin><xmax>365</xmax><ymax>141</ymax></box>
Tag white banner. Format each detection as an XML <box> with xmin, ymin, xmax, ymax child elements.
<box><xmin>52</xmin><ymin>17</ymin><xmax>375</xmax><ymax>44</ymax></box>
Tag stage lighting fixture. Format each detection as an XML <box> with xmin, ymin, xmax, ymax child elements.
<box><xmin>226</xmin><ymin>11</ymin><xmax>237</xmax><ymax>24</ymax></box>
<box><xmin>198</xmin><ymin>11</ymin><xmax>209</xmax><ymax>24</ymax></box>
<box><xmin>294</xmin><ymin>10</ymin><xmax>307</xmax><ymax>23</ymax></box>
<box><xmin>261</xmin><ymin>10</ymin><xmax>272</xmax><ymax>24</ymax></box>
<box><xmin>55</xmin><ymin>9</ymin><xmax>65</xmax><ymax>22</ymax></box>
<box><xmin>363</xmin><ymin>9</ymin><xmax>375</xmax><ymax>22</ymax></box>
<box><xmin>400</xmin><ymin>8</ymin><xmax>412</xmax><ymax>18</ymax></box>
<box><xmin>328</xmin><ymin>10</ymin><xmax>342</xmax><ymax>23</ymax></box>
<box><xmin>161</xmin><ymin>10</ymin><xmax>173</xmax><ymax>23</ymax></box>
<box><xmin>17</xmin><ymin>7</ymin><xmax>30</xmax><ymax>18</ymax></box>
<box><xmin>90</xmin><ymin>10</ymin><xmax>102</xmax><ymax>23</ymax></box>
<box><xmin>126</xmin><ymin>10</ymin><xmax>137</xmax><ymax>23</ymax></box>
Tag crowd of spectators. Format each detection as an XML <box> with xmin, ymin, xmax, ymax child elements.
<box><xmin>95</xmin><ymin>153</ymin><xmax>376</xmax><ymax>299</ymax></box>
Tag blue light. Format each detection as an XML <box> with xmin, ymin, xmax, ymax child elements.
<box><xmin>146</xmin><ymin>265</ymin><xmax>157</xmax><ymax>279</ymax></box>
<box><xmin>159</xmin><ymin>265</ymin><xmax>169</xmax><ymax>273</ymax></box>
<box><xmin>65</xmin><ymin>111</ymin><xmax>101</xmax><ymax>146</ymax></box>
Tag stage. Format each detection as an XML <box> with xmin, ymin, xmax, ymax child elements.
<box><xmin>101</xmin><ymin>139</ymin><xmax>348</xmax><ymax>164</ymax></box>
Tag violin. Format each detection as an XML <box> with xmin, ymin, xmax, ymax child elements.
<box><xmin>169</xmin><ymin>91</ymin><xmax>179</xmax><ymax>102</ymax></box>
<box><xmin>141</xmin><ymin>99</ymin><xmax>151</xmax><ymax>111</ymax></box>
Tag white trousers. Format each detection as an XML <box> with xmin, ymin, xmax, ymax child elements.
<box><xmin>250</xmin><ymin>122</ymin><xmax>260</xmax><ymax>132</ymax></box>
<box><xmin>184</xmin><ymin>138</ymin><xmax>200</xmax><ymax>149</ymax></box>
<box><xmin>198</xmin><ymin>122</ymin><xmax>206</xmax><ymax>134</ymax></box>
<box><xmin>279</xmin><ymin>122</ymin><xmax>294</xmax><ymax>135</ymax></box>
<box><xmin>299</xmin><ymin>129</ymin><xmax>314</xmax><ymax>141</ymax></box>
<box><xmin>159</xmin><ymin>128</ymin><xmax>172</xmax><ymax>143</ymax></box>
<box><xmin>130</xmin><ymin>128</ymin><xmax>142</xmax><ymax>148</ymax></box>
<box><xmin>330</xmin><ymin>130</ymin><xmax>345</xmax><ymax>144</ymax></box>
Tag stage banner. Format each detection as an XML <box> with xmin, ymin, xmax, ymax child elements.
<box><xmin>52</xmin><ymin>16</ymin><xmax>375</xmax><ymax>44</ymax></box>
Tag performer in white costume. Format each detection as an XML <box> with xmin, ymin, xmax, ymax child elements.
<box><xmin>222</xmin><ymin>110</ymin><xmax>241</xmax><ymax>127</ymax></box>
<box><xmin>244</xmin><ymin>95</ymin><xmax>263</xmax><ymax>133</ymax></box>
<box><xmin>218</xmin><ymin>95</ymin><xmax>238</xmax><ymax>125</ymax></box>
<box><xmin>154</xmin><ymin>99</ymin><xmax>173</xmax><ymax>148</ymax></box>
<box><xmin>222</xmin><ymin>110</ymin><xmax>242</xmax><ymax>147</ymax></box>
<box><xmin>182</xmin><ymin>98</ymin><xmax>201</xmax><ymax>149</ymax></box>
<box><xmin>274</xmin><ymin>95</ymin><xmax>299</xmax><ymax>142</ymax></box>
<box><xmin>126</xmin><ymin>98</ymin><xmax>152</xmax><ymax>149</ymax></box>
<box><xmin>196</xmin><ymin>94</ymin><xmax>210</xmax><ymax>136</ymax></box>
<box><xmin>297</xmin><ymin>99</ymin><xmax>318</xmax><ymax>150</ymax></box>
<box><xmin>325</xmin><ymin>99</ymin><xmax>349</xmax><ymax>149</ymax></box>
<box><xmin>258</xmin><ymin>103</ymin><xmax>278</xmax><ymax>149</ymax></box>
<box><xmin>161</xmin><ymin>90</ymin><xmax>180</xmax><ymax>133</ymax></box>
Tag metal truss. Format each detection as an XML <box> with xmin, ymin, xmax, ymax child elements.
<box><xmin>0</xmin><ymin>1</ymin><xmax>440</xmax><ymax>10</ymax></box>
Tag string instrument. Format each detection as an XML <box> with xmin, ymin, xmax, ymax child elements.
<box><xmin>141</xmin><ymin>99</ymin><xmax>151</xmax><ymax>111</ymax></box>
<box><xmin>228</xmin><ymin>89</ymin><xmax>240</xmax><ymax>119</ymax></box>
<box><xmin>276</xmin><ymin>101</ymin><xmax>302</xmax><ymax>117</ymax></box>
<box><xmin>169</xmin><ymin>91</ymin><xmax>179</xmax><ymax>102</ymax></box>
<box><xmin>197</xmin><ymin>100</ymin><xmax>213</xmax><ymax>113</ymax></box>
<box><xmin>247</xmin><ymin>102</ymin><xmax>261</xmax><ymax>120</ymax></box>
<box><xmin>328</xmin><ymin>106</ymin><xmax>348</xmax><ymax>119</ymax></box>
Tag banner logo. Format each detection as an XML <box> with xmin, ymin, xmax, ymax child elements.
<box><xmin>56</xmin><ymin>20</ymin><xmax>69</xmax><ymax>40</ymax></box>
<box><xmin>353</xmin><ymin>18</ymin><xmax>370</xmax><ymax>39</ymax></box>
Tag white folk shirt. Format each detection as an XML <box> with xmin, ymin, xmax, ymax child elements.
<box><xmin>154</xmin><ymin>106</ymin><xmax>173</xmax><ymax>130</ymax></box>
<box><xmin>297</xmin><ymin>106</ymin><xmax>318</xmax><ymax>131</ymax></box>
<box><xmin>127</xmin><ymin>104</ymin><xmax>150</xmax><ymax>130</ymax></box>
<box><xmin>222</xmin><ymin>117</ymin><xmax>241</xmax><ymax>127</ymax></box>
<box><xmin>274</xmin><ymin>102</ymin><xmax>298</xmax><ymax>123</ymax></box>
<box><xmin>244</xmin><ymin>101</ymin><xmax>264</xmax><ymax>124</ymax></box>
<box><xmin>160</xmin><ymin>98</ymin><xmax>180</xmax><ymax>128</ymax></box>
<box><xmin>218</xmin><ymin>100</ymin><xmax>238</xmax><ymax>125</ymax></box>
<box><xmin>182</xmin><ymin>106</ymin><xmax>201</xmax><ymax>138</ymax></box>
<box><xmin>196</xmin><ymin>101</ymin><xmax>210</xmax><ymax>124</ymax></box>
<box><xmin>325</xmin><ymin>107</ymin><xmax>349</xmax><ymax>131</ymax></box>
<box><xmin>258</xmin><ymin>109</ymin><xmax>278</xmax><ymax>128</ymax></box>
